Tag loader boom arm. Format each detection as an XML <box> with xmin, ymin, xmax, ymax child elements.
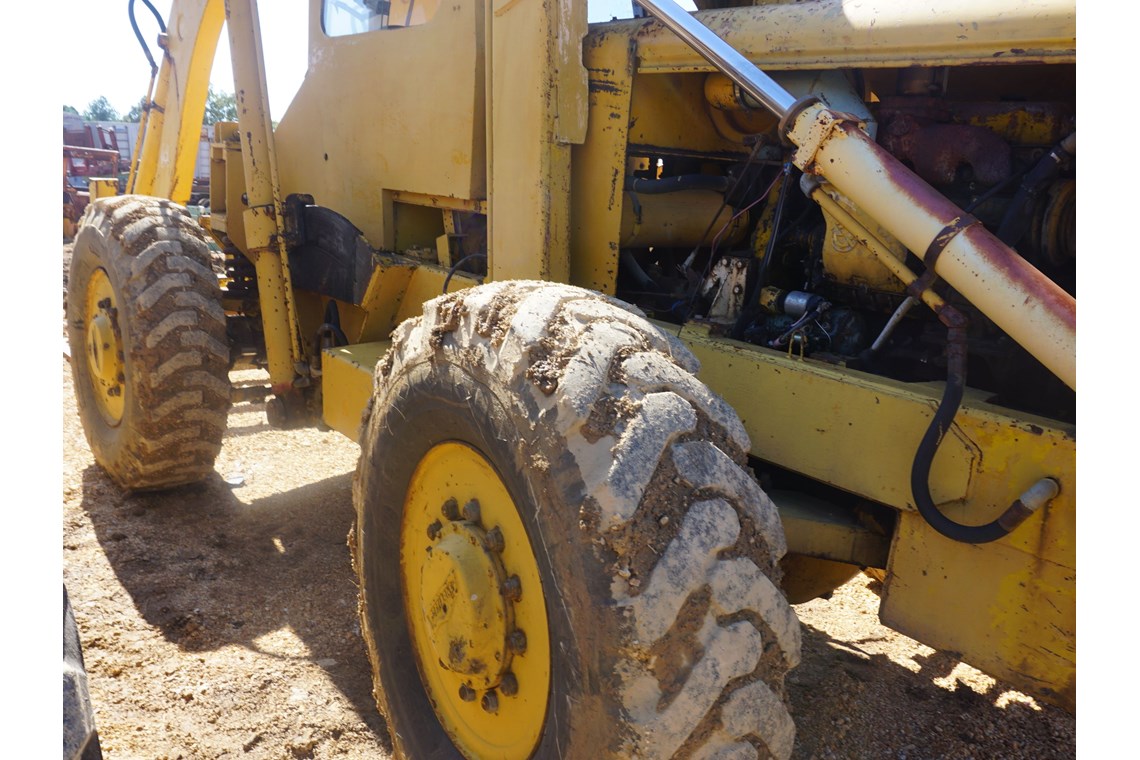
<box><xmin>129</xmin><ymin>0</ymin><xmax>225</xmax><ymax>204</ymax></box>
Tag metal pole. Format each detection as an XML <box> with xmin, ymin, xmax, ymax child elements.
<box><xmin>634</xmin><ymin>0</ymin><xmax>796</xmax><ymax>117</ymax></box>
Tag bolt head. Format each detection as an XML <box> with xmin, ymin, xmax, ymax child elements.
<box><xmin>481</xmin><ymin>690</ymin><xmax>499</xmax><ymax>714</ymax></box>
<box><xmin>484</xmin><ymin>527</ymin><xmax>505</xmax><ymax>553</ymax></box>
<box><xmin>500</xmin><ymin>672</ymin><xmax>518</xmax><ymax>697</ymax></box>
<box><xmin>427</xmin><ymin>520</ymin><xmax>443</xmax><ymax>541</ymax></box>
<box><xmin>458</xmin><ymin>683</ymin><xmax>476</xmax><ymax>702</ymax></box>
<box><xmin>508</xmin><ymin>629</ymin><xmax>527</xmax><ymax>655</ymax></box>
<box><xmin>441</xmin><ymin>498</ymin><xmax>460</xmax><ymax>521</ymax></box>
<box><xmin>500</xmin><ymin>575</ymin><xmax>522</xmax><ymax>602</ymax></box>
<box><xmin>462</xmin><ymin>499</ymin><xmax>481</xmax><ymax>524</ymax></box>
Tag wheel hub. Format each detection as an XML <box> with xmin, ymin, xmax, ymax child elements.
<box><xmin>401</xmin><ymin>442</ymin><xmax>550</xmax><ymax>759</ymax></box>
<box><xmin>420</xmin><ymin>520</ymin><xmax>511</xmax><ymax>688</ymax></box>
<box><xmin>84</xmin><ymin>268</ymin><xmax>124</xmax><ymax>425</ymax></box>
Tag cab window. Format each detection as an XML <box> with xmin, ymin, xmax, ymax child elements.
<box><xmin>322</xmin><ymin>0</ymin><xmax>440</xmax><ymax>37</ymax></box>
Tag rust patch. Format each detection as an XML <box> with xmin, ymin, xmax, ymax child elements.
<box><xmin>880</xmin><ymin>114</ymin><xmax>1012</xmax><ymax>186</ymax></box>
<box><xmin>448</xmin><ymin>638</ymin><xmax>466</xmax><ymax>668</ymax></box>
<box><xmin>835</xmin><ymin>121</ymin><xmax>1076</xmax><ymax>334</ymax></box>
<box><xmin>960</xmin><ymin>224</ymin><xmax>1076</xmax><ymax>331</ymax></box>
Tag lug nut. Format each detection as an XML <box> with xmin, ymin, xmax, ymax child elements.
<box><xmin>462</xmin><ymin>499</ymin><xmax>481</xmax><ymax>524</ymax></box>
<box><xmin>458</xmin><ymin>683</ymin><xmax>476</xmax><ymax>702</ymax></box>
<box><xmin>427</xmin><ymin>520</ymin><xmax>443</xmax><ymax>540</ymax></box>
<box><xmin>441</xmin><ymin>498</ymin><xmax>460</xmax><ymax>521</ymax></box>
<box><xmin>481</xmin><ymin>690</ymin><xmax>499</xmax><ymax>714</ymax></box>
<box><xmin>508</xmin><ymin>629</ymin><xmax>527</xmax><ymax>655</ymax></box>
<box><xmin>500</xmin><ymin>672</ymin><xmax>518</xmax><ymax>697</ymax></box>
<box><xmin>484</xmin><ymin>527</ymin><xmax>505</xmax><ymax>553</ymax></box>
<box><xmin>500</xmin><ymin>575</ymin><xmax>521</xmax><ymax>602</ymax></box>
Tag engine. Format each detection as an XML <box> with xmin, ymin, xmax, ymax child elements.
<box><xmin>614</xmin><ymin>64</ymin><xmax>1075</xmax><ymax>423</ymax></box>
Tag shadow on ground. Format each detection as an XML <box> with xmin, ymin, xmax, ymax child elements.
<box><xmin>78</xmin><ymin>453</ymin><xmax>392</xmax><ymax>751</ymax></box>
<box><xmin>788</xmin><ymin>615</ymin><xmax>1074</xmax><ymax>759</ymax></box>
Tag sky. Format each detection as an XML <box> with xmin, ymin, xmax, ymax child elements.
<box><xmin>62</xmin><ymin>0</ymin><xmax>694</xmax><ymax>121</ymax></box>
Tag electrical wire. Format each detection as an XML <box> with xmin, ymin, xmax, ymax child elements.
<box><xmin>129</xmin><ymin>0</ymin><xmax>167</xmax><ymax>73</ymax></box>
<box><xmin>676</xmin><ymin>162</ymin><xmax>784</xmax><ymax>326</ymax></box>
<box><xmin>442</xmin><ymin>253</ymin><xmax>488</xmax><ymax>294</ymax></box>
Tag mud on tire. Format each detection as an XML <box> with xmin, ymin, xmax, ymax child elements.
<box><xmin>353</xmin><ymin>281</ymin><xmax>800</xmax><ymax>759</ymax></box>
<box><xmin>66</xmin><ymin>195</ymin><xmax>230</xmax><ymax>490</ymax></box>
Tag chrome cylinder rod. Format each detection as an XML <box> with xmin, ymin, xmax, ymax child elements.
<box><xmin>635</xmin><ymin>0</ymin><xmax>797</xmax><ymax>117</ymax></box>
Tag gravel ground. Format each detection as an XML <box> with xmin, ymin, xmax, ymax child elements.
<box><xmin>61</xmin><ymin>234</ymin><xmax>1075</xmax><ymax>757</ymax></box>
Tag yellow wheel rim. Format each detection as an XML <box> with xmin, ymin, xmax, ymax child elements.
<box><xmin>401</xmin><ymin>442</ymin><xmax>550</xmax><ymax>759</ymax></box>
<box><xmin>84</xmin><ymin>268</ymin><xmax>125</xmax><ymax>426</ymax></box>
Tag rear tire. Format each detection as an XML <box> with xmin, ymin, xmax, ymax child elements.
<box><xmin>66</xmin><ymin>196</ymin><xmax>230</xmax><ymax>490</ymax></box>
<box><xmin>353</xmin><ymin>281</ymin><xmax>801</xmax><ymax>759</ymax></box>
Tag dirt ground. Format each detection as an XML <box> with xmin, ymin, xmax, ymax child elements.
<box><xmin>61</xmin><ymin>232</ymin><xmax>1075</xmax><ymax>758</ymax></box>
<box><xmin>61</xmin><ymin>356</ymin><xmax>1076</xmax><ymax>760</ymax></box>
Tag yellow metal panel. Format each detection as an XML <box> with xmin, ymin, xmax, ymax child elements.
<box><xmin>88</xmin><ymin>179</ymin><xmax>118</xmax><ymax>200</ymax></box>
<box><xmin>882</xmin><ymin>510</ymin><xmax>1075</xmax><ymax>710</ymax></box>
<box><xmin>394</xmin><ymin>266</ymin><xmax>479</xmax><ymax>324</ymax></box>
<box><xmin>629</xmin><ymin>0</ymin><xmax>1075</xmax><ymax>72</ymax></box>
<box><xmin>344</xmin><ymin>258</ymin><xmax>482</xmax><ymax>343</ymax></box>
<box><xmin>487</xmin><ymin>0</ymin><xmax>587</xmax><ymax>282</ymax></box>
<box><xmin>677</xmin><ymin>323</ymin><xmax>1075</xmax><ymax>708</ymax></box>
<box><xmin>626</xmin><ymin>71</ymin><xmax>746</xmax><ymax>156</ymax></box>
<box><xmin>819</xmin><ymin>189</ymin><xmax>908</xmax><ymax>294</ymax></box>
<box><xmin>619</xmin><ymin>190</ymin><xmax>746</xmax><ymax>248</ymax></box>
<box><xmin>569</xmin><ymin>31</ymin><xmax>635</xmax><ymax>294</ymax></box>
<box><xmin>773</xmin><ymin>490</ymin><xmax>890</xmax><ymax>568</ymax></box>
<box><xmin>321</xmin><ymin>342</ymin><xmax>390</xmax><ymax>442</ymax></box>
<box><xmin>678</xmin><ymin>323</ymin><xmax>975</xmax><ymax>508</ymax></box>
<box><xmin>275</xmin><ymin>0</ymin><xmax>487</xmax><ymax>250</ymax></box>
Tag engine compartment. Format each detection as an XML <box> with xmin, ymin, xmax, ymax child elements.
<box><xmin>614</xmin><ymin>63</ymin><xmax>1075</xmax><ymax>423</ymax></box>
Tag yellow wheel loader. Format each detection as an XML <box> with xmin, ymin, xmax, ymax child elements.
<box><xmin>65</xmin><ymin>0</ymin><xmax>1076</xmax><ymax>756</ymax></box>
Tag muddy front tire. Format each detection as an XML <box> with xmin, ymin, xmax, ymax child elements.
<box><xmin>66</xmin><ymin>196</ymin><xmax>230</xmax><ymax>491</ymax></box>
<box><xmin>353</xmin><ymin>282</ymin><xmax>801</xmax><ymax>759</ymax></box>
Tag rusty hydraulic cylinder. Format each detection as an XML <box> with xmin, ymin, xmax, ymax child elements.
<box><xmin>634</xmin><ymin>0</ymin><xmax>1076</xmax><ymax>390</ymax></box>
<box><xmin>226</xmin><ymin>0</ymin><xmax>303</xmax><ymax>387</ymax></box>
<box><xmin>787</xmin><ymin>109</ymin><xmax>1075</xmax><ymax>389</ymax></box>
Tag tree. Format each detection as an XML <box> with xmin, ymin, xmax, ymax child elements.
<box><xmin>204</xmin><ymin>86</ymin><xmax>238</xmax><ymax>125</ymax></box>
<box><xmin>64</xmin><ymin>105</ymin><xmax>79</xmax><ymax>115</ymax></box>
<box><xmin>83</xmin><ymin>96</ymin><xmax>121</xmax><ymax>122</ymax></box>
<box><xmin>125</xmin><ymin>97</ymin><xmax>148</xmax><ymax>123</ymax></box>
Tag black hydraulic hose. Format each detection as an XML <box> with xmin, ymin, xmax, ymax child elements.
<box><xmin>442</xmin><ymin>253</ymin><xmax>488</xmax><ymax>294</ymax></box>
<box><xmin>129</xmin><ymin>0</ymin><xmax>167</xmax><ymax>72</ymax></box>
<box><xmin>623</xmin><ymin>175</ymin><xmax>731</xmax><ymax>194</ymax></box>
<box><xmin>909</xmin><ymin>316</ymin><xmax>1051</xmax><ymax>544</ymax></box>
<box><xmin>619</xmin><ymin>250</ymin><xmax>663</xmax><ymax>293</ymax></box>
<box><xmin>996</xmin><ymin>132</ymin><xmax>1075</xmax><ymax>246</ymax></box>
